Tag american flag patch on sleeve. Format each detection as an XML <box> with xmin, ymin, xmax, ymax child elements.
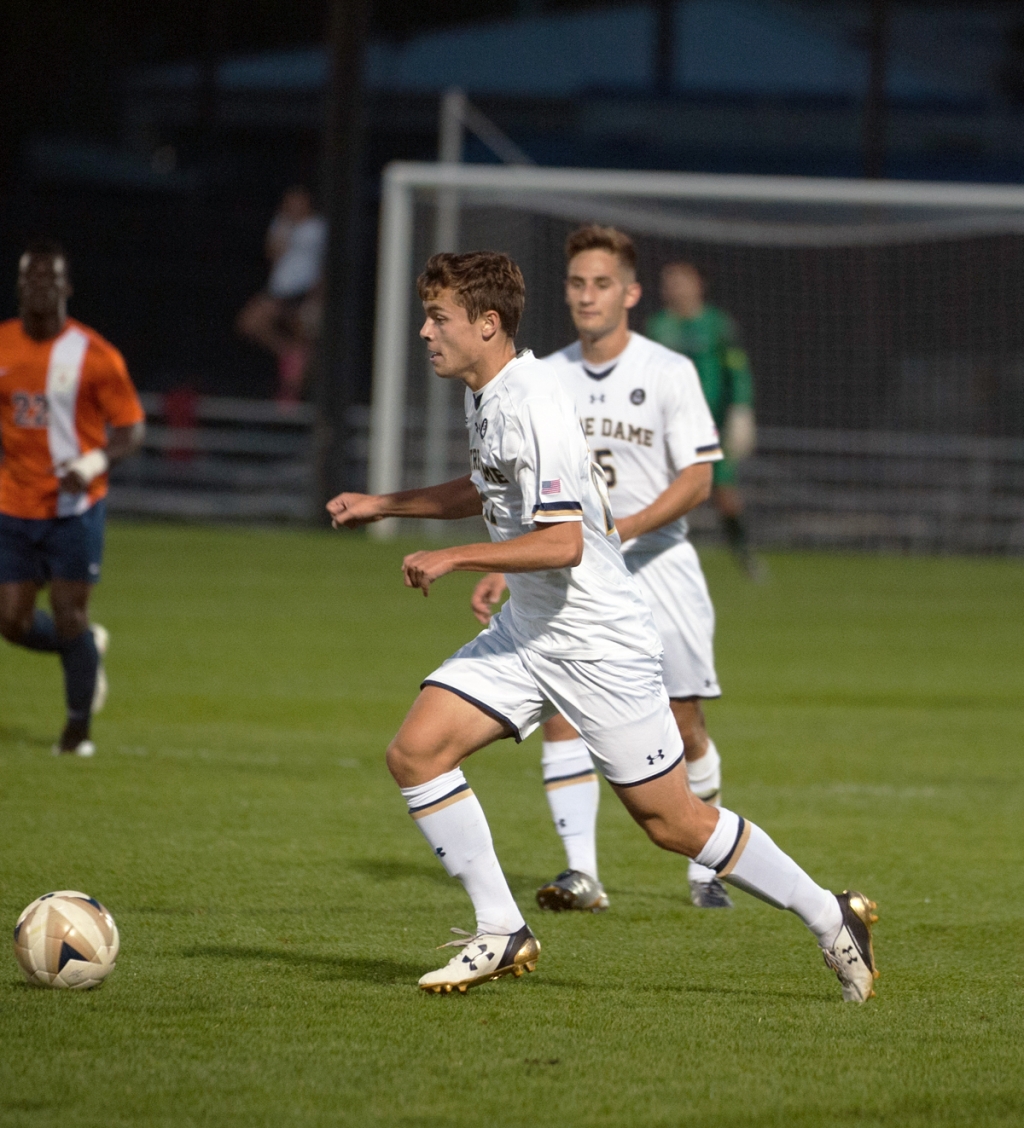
<box><xmin>540</xmin><ymin>479</ymin><xmax>561</xmax><ymax>494</ymax></box>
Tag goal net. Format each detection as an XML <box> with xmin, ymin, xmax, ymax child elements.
<box><xmin>368</xmin><ymin>164</ymin><xmax>1024</xmax><ymax>553</ymax></box>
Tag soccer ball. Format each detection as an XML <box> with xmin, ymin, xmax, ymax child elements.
<box><xmin>13</xmin><ymin>891</ymin><xmax>120</xmax><ymax>989</ymax></box>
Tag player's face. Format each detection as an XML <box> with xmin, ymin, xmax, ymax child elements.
<box><xmin>565</xmin><ymin>250</ymin><xmax>640</xmax><ymax>341</ymax></box>
<box><xmin>17</xmin><ymin>253</ymin><xmax>71</xmax><ymax>318</ymax></box>
<box><xmin>420</xmin><ymin>289</ymin><xmax>489</xmax><ymax>379</ymax></box>
<box><xmin>661</xmin><ymin>265</ymin><xmax>703</xmax><ymax>316</ymax></box>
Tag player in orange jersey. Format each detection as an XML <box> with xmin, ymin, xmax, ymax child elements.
<box><xmin>0</xmin><ymin>241</ymin><xmax>145</xmax><ymax>756</ymax></box>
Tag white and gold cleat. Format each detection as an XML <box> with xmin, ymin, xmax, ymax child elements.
<box><xmin>536</xmin><ymin>869</ymin><xmax>609</xmax><ymax>912</ymax></box>
<box><xmin>418</xmin><ymin>924</ymin><xmax>540</xmax><ymax>994</ymax></box>
<box><xmin>822</xmin><ymin>890</ymin><xmax>880</xmax><ymax>1003</ymax></box>
<box><xmin>91</xmin><ymin>624</ymin><xmax>109</xmax><ymax>714</ymax></box>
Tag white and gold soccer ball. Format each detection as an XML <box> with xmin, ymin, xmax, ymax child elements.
<box><xmin>13</xmin><ymin>891</ymin><xmax>119</xmax><ymax>989</ymax></box>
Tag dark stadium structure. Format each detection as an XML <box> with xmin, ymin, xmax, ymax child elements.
<box><xmin>2</xmin><ymin>1</ymin><xmax>1023</xmax><ymax>548</ymax></box>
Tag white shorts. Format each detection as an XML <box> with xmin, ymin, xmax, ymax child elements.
<box><xmin>625</xmin><ymin>541</ymin><xmax>720</xmax><ymax>700</ymax></box>
<box><xmin>423</xmin><ymin>611</ymin><xmax>684</xmax><ymax>787</ymax></box>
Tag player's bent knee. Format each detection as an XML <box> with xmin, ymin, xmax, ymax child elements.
<box><xmin>638</xmin><ymin>815</ymin><xmax>693</xmax><ymax>855</ymax></box>
<box><xmin>385</xmin><ymin>734</ymin><xmax>451</xmax><ymax>787</ymax></box>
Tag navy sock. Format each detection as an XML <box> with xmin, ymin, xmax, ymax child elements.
<box><xmin>60</xmin><ymin>629</ymin><xmax>99</xmax><ymax>721</ymax></box>
<box><xmin>722</xmin><ymin>514</ymin><xmax>748</xmax><ymax>553</ymax></box>
<box><xmin>20</xmin><ymin>610</ymin><xmax>63</xmax><ymax>652</ymax></box>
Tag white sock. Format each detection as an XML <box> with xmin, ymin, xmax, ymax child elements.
<box><xmin>542</xmin><ymin>738</ymin><xmax>600</xmax><ymax>880</ymax></box>
<box><xmin>687</xmin><ymin>740</ymin><xmax>722</xmax><ymax>884</ymax></box>
<box><xmin>695</xmin><ymin>808</ymin><xmax>842</xmax><ymax>945</ymax></box>
<box><xmin>686</xmin><ymin>739</ymin><xmax>721</xmax><ymax>802</ymax></box>
<box><xmin>401</xmin><ymin>768</ymin><xmax>525</xmax><ymax>936</ymax></box>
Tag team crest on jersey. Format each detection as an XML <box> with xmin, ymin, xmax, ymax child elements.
<box><xmin>475</xmin><ymin>418</ymin><xmax>489</xmax><ymax>438</ymax></box>
<box><xmin>630</xmin><ymin>388</ymin><xmax>645</xmax><ymax>405</ymax></box>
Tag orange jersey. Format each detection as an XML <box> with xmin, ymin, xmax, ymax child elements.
<box><xmin>0</xmin><ymin>318</ymin><xmax>144</xmax><ymax>519</ymax></box>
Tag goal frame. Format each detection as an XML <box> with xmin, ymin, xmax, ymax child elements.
<box><xmin>369</xmin><ymin>161</ymin><xmax>1024</xmax><ymax>539</ymax></box>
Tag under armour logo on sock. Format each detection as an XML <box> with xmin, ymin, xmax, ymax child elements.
<box><xmin>435</xmin><ymin>847</ymin><xmax>446</xmax><ymax>858</ymax></box>
<box><xmin>558</xmin><ymin>818</ymin><xmax>567</xmax><ymax>828</ymax></box>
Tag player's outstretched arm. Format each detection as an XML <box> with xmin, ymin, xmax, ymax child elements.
<box><xmin>403</xmin><ymin>521</ymin><xmax>582</xmax><ymax>597</ymax></box>
<box><xmin>327</xmin><ymin>475</ymin><xmax>483</xmax><ymax>528</ymax></box>
<box><xmin>615</xmin><ymin>462</ymin><xmax>712</xmax><ymax>543</ymax></box>
<box><xmin>57</xmin><ymin>421</ymin><xmax>146</xmax><ymax>495</ymax></box>
<box><xmin>470</xmin><ymin>572</ymin><xmax>508</xmax><ymax>624</ymax></box>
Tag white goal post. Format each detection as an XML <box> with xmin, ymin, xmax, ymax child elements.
<box><xmin>368</xmin><ymin>162</ymin><xmax>1024</xmax><ymax>546</ymax></box>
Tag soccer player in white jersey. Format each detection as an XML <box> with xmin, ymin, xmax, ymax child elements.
<box><xmin>472</xmin><ymin>226</ymin><xmax>733</xmax><ymax>912</ymax></box>
<box><xmin>328</xmin><ymin>251</ymin><xmax>878</xmax><ymax>1002</ymax></box>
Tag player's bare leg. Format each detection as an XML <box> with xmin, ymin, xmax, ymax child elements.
<box><xmin>236</xmin><ymin>295</ymin><xmax>309</xmax><ymax>404</ymax></box>
<box><xmin>235</xmin><ymin>294</ymin><xmax>293</xmax><ymax>358</ymax></box>
<box><xmin>536</xmin><ymin>698</ymin><xmax>731</xmax><ymax>911</ymax></box>
<box><xmin>612</xmin><ymin>763</ymin><xmax>878</xmax><ymax>1002</ymax></box>
<box><xmin>386</xmin><ymin>687</ymin><xmax>540</xmax><ymax>993</ymax></box>
<box><xmin>672</xmin><ymin>697</ymin><xmax>733</xmax><ymax>908</ymax></box>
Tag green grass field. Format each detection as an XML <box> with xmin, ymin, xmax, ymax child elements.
<box><xmin>1</xmin><ymin>523</ymin><xmax>1022</xmax><ymax>1127</ymax></box>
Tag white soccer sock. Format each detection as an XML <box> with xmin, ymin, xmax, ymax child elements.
<box><xmin>687</xmin><ymin>740</ymin><xmax>722</xmax><ymax>885</ymax></box>
<box><xmin>542</xmin><ymin>738</ymin><xmax>600</xmax><ymax>880</ymax></box>
<box><xmin>401</xmin><ymin>768</ymin><xmax>525</xmax><ymax>936</ymax></box>
<box><xmin>695</xmin><ymin>808</ymin><xmax>842</xmax><ymax>945</ymax></box>
<box><xmin>686</xmin><ymin>739</ymin><xmax>721</xmax><ymax>801</ymax></box>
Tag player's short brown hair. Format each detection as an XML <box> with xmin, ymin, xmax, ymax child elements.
<box><xmin>417</xmin><ymin>251</ymin><xmax>525</xmax><ymax>337</ymax></box>
<box><xmin>564</xmin><ymin>225</ymin><xmax>637</xmax><ymax>275</ymax></box>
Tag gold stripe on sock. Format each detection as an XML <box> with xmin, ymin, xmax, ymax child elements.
<box><xmin>410</xmin><ymin>789</ymin><xmax>474</xmax><ymax>820</ymax></box>
<box><xmin>717</xmin><ymin>819</ymin><xmax>751</xmax><ymax>878</ymax></box>
<box><xmin>544</xmin><ymin>772</ymin><xmax>598</xmax><ymax>792</ymax></box>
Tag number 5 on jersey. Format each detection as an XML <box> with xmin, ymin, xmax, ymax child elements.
<box><xmin>593</xmin><ymin>448</ymin><xmax>616</xmax><ymax>488</ymax></box>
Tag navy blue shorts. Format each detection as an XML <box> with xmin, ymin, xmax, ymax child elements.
<box><xmin>0</xmin><ymin>500</ymin><xmax>106</xmax><ymax>585</ymax></box>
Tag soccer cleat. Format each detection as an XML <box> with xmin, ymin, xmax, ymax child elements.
<box><xmin>419</xmin><ymin>925</ymin><xmax>540</xmax><ymax>994</ymax></box>
<box><xmin>689</xmin><ymin>876</ymin><xmax>734</xmax><ymax>909</ymax></box>
<box><xmin>91</xmin><ymin>624</ymin><xmax>109</xmax><ymax>714</ymax></box>
<box><xmin>52</xmin><ymin>740</ymin><xmax>95</xmax><ymax>758</ymax></box>
<box><xmin>821</xmin><ymin>890</ymin><xmax>880</xmax><ymax>1003</ymax></box>
<box><xmin>536</xmin><ymin>869</ymin><xmax>609</xmax><ymax>912</ymax></box>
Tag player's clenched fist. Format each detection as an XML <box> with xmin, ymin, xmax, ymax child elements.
<box><xmin>402</xmin><ymin>549</ymin><xmax>456</xmax><ymax>596</ymax></box>
<box><xmin>327</xmin><ymin>491</ymin><xmax>385</xmax><ymax>528</ymax></box>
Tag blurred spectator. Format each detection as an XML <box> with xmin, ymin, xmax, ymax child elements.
<box><xmin>646</xmin><ymin>262</ymin><xmax>763</xmax><ymax>579</ymax></box>
<box><xmin>236</xmin><ymin>186</ymin><xmax>326</xmax><ymax>405</ymax></box>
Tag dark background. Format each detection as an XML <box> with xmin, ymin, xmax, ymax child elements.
<box><xmin>3</xmin><ymin>0</ymin><xmax>1024</xmax><ymax>406</ymax></box>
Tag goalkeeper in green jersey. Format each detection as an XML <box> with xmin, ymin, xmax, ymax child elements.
<box><xmin>646</xmin><ymin>262</ymin><xmax>764</xmax><ymax>578</ymax></box>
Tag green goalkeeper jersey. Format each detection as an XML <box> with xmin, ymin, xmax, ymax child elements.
<box><xmin>644</xmin><ymin>305</ymin><xmax>754</xmax><ymax>429</ymax></box>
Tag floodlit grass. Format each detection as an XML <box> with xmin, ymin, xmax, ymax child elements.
<box><xmin>1</xmin><ymin>522</ymin><xmax>1022</xmax><ymax>1127</ymax></box>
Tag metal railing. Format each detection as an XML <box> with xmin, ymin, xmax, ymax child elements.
<box><xmin>108</xmin><ymin>393</ymin><xmax>316</xmax><ymax>521</ymax></box>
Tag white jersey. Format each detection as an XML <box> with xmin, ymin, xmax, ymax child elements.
<box><xmin>465</xmin><ymin>350</ymin><xmax>660</xmax><ymax>661</ymax></box>
<box><xmin>544</xmin><ymin>333</ymin><xmax>722</xmax><ymax>555</ymax></box>
<box><xmin>267</xmin><ymin>215</ymin><xmax>327</xmax><ymax>298</ymax></box>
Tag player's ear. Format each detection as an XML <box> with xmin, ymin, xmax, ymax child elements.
<box><xmin>624</xmin><ymin>280</ymin><xmax>642</xmax><ymax>310</ymax></box>
<box><xmin>480</xmin><ymin>310</ymin><xmax>501</xmax><ymax>341</ymax></box>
